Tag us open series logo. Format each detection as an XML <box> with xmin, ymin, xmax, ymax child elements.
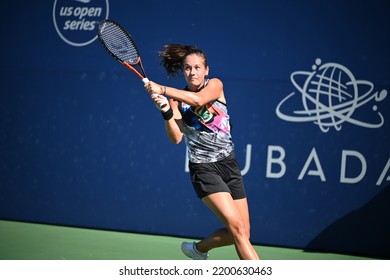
<box><xmin>53</xmin><ymin>0</ymin><xmax>109</xmax><ymax>47</ymax></box>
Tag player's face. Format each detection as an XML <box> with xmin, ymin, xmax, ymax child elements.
<box><xmin>183</xmin><ymin>54</ymin><xmax>209</xmax><ymax>91</ymax></box>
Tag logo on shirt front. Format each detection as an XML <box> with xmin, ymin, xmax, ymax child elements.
<box><xmin>194</xmin><ymin>105</ymin><xmax>215</xmax><ymax>124</ymax></box>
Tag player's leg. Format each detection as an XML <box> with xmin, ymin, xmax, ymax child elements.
<box><xmin>195</xmin><ymin>227</ymin><xmax>234</xmax><ymax>252</ymax></box>
<box><xmin>201</xmin><ymin>192</ymin><xmax>259</xmax><ymax>260</ymax></box>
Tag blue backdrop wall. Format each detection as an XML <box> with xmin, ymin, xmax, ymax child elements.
<box><xmin>1</xmin><ymin>0</ymin><xmax>389</xmax><ymax>259</ymax></box>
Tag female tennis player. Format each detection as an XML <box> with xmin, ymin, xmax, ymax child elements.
<box><xmin>144</xmin><ymin>44</ymin><xmax>259</xmax><ymax>260</ymax></box>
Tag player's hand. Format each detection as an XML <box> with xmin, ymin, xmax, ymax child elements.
<box><xmin>144</xmin><ymin>81</ymin><xmax>165</xmax><ymax>95</ymax></box>
<box><xmin>151</xmin><ymin>94</ymin><xmax>169</xmax><ymax>112</ymax></box>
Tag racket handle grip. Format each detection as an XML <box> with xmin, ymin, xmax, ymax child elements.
<box><xmin>142</xmin><ymin>77</ymin><xmax>149</xmax><ymax>84</ymax></box>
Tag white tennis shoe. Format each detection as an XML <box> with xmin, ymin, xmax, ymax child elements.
<box><xmin>181</xmin><ymin>242</ymin><xmax>209</xmax><ymax>260</ymax></box>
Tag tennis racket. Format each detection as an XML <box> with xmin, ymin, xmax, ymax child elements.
<box><xmin>98</xmin><ymin>19</ymin><xmax>167</xmax><ymax>108</ymax></box>
<box><xmin>98</xmin><ymin>19</ymin><xmax>150</xmax><ymax>83</ymax></box>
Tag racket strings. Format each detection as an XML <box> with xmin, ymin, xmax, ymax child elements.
<box><xmin>100</xmin><ymin>23</ymin><xmax>139</xmax><ymax>64</ymax></box>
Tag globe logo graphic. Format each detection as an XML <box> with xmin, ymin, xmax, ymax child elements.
<box><xmin>276</xmin><ymin>59</ymin><xmax>387</xmax><ymax>132</ymax></box>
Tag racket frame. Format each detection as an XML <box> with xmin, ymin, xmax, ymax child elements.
<box><xmin>98</xmin><ymin>19</ymin><xmax>149</xmax><ymax>84</ymax></box>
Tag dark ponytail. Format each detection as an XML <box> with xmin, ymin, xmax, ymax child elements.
<box><xmin>159</xmin><ymin>44</ymin><xmax>208</xmax><ymax>78</ymax></box>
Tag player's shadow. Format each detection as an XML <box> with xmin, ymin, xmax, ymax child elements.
<box><xmin>305</xmin><ymin>184</ymin><xmax>390</xmax><ymax>259</ymax></box>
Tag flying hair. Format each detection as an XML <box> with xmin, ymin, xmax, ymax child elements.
<box><xmin>159</xmin><ymin>44</ymin><xmax>208</xmax><ymax>78</ymax></box>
